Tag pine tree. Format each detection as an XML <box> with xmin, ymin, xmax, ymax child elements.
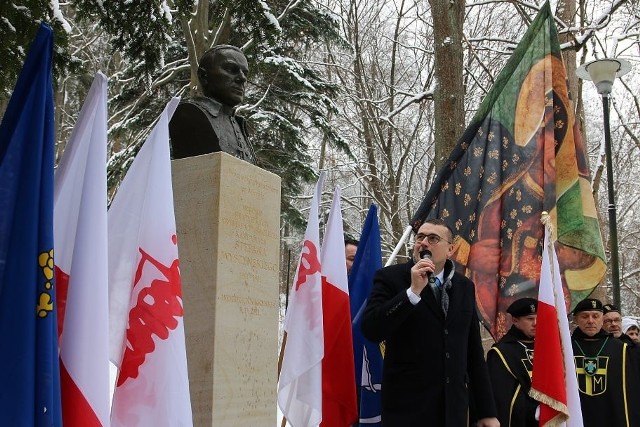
<box><xmin>70</xmin><ymin>0</ymin><xmax>349</xmax><ymax>226</ymax></box>
<box><xmin>0</xmin><ymin>1</ymin><xmax>77</xmax><ymax>102</ymax></box>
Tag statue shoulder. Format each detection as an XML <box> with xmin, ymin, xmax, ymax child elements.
<box><xmin>179</xmin><ymin>96</ymin><xmax>222</xmax><ymax>118</ymax></box>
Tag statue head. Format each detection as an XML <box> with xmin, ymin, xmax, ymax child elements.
<box><xmin>197</xmin><ymin>45</ymin><xmax>248</xmax><ymax>107</ymax></box>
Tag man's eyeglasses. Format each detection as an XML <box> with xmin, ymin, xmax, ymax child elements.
<box><xmin>415</xmin><ymin>233</ymin><xmax>451</xmax><ymax>245</ymax></box>
<box><xmin>604</xmin><ymin>318</ymin><xmax>622</xmax><ymax>325</ymax></box>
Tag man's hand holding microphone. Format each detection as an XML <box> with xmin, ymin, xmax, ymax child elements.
<box><xmin>410</xmin><ymin>249</ymin><xmax>435</xmax><ymax>297</ymax></box>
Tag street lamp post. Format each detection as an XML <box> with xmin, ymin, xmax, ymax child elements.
<box><xmin>577</xmin><ymin>58</ymin><xmax>631</xmax><ymax>309</ymax></box>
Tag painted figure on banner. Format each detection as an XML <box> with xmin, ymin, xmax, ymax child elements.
<box><xmin>408</xmin><ymin>5</ymin><xmax>606</xmax><ymax>339</ymax></box>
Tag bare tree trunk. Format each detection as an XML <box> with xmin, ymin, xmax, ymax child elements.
<box><xmin>428</xmin><ymin>0</ymin><xmax>465</xmax><ymax>170</ymax></box>
<box><xmin>180</xmin><ymin>0</ymin><xmax>214</xmax><ymax>96</ymax></box>
<box><xmin>54</xmin><ymin>79</ymin><xmax>67</xmax><ymax>165</ymax></box>
<box><xmin>572</xmin><ymin>0</ymin><xmax>596</xmax><ymax>192</ymax></box>
<box><xmin>557</xmin><ymin>0</ymin><xmax>578</xmax><ymax>106</ymax></box>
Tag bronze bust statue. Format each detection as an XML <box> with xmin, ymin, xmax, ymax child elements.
<box><xmin>170</xmin><ymin>45</ymin><xmax>256</xmax><ymax>163</ymax></box>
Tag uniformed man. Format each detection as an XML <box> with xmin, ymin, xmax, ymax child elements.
<box><xmin>603</xmin><ymin>303</ymin><xmax>636</xmax><ymax>346</ymax></box>
<box><xmin>487</xmin><ymin>297</ymin><xmax>538</xmax><ymax>427</ymax></box>
<box><xmin>571</xmin><ymin>298</ymin><xmax>640</xmax><ymax>427</ymax></box>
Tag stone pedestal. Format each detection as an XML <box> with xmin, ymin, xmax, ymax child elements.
<box><xmin>172</xmin><ymin>152</ymin><xmax>281</xmax><ymax>426</ymax></box>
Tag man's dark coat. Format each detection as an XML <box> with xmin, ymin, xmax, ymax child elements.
<box><xmin>571</xmin><ymin>328</ymin><xmax>640</xmax><ymax>427</ymax></box>
<box><xmin>487</xmin><ymin>325</ymin><xmax>537</xmax><ymax>427</ymax></box>
<box><xmin>361</xmin><ymin>259</ymin><xmax>496</xmax><ymax>427</ymax></box>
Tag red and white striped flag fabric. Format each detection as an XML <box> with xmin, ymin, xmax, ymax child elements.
<box><xmin>320</xmin><ymin>186</ymin><xmax>357</xmax><ymax>426</ymax></box>
<box><xmin>278</xmin><ymin>172</ymin><xmax>325</xmax><ymax>427</ymax></box>
<box><xmin>108</xmin><ymin>97</ymin><xmax>193</xmax><ymax>426</ymax></box>
<box><xmin>54</xmin><ymin>72</ymin><xmax>111</xmax><ymax>427</ymax></box>
<box><xmin>531</xmin><ymin>223</ymin><xmax>583</xmax><ymax>426</ymax></box>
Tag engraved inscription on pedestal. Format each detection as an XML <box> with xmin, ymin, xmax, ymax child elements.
<box><xmin>172</xmin><ymin>152</ymin><xmax>281</xmax><ymax>426</ymax></box>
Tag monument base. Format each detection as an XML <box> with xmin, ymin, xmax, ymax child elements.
<box><xmin>172</xmin><ymin>152</ymin><xmax>281</xmax><ymax>426</ymax></box>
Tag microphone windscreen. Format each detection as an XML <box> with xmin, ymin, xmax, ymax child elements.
<box><xmin>419</xmin><ymin>249</ymin><xmax>432</xmax><ymax>260</ymax></box>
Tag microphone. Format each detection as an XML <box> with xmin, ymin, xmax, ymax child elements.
<box><xmin>419</xmin><ymin>249</ymin><xmax>433</xmax><ymax>281</ymax></box>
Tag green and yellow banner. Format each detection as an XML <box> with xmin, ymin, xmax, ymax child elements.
<box><xmin>410</xmin><ymin>2</ymin><xmax>606</xmax><ymax>338</ymax></box>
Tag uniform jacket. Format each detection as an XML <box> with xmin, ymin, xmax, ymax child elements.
<box><xmin>487</xmin><ymin>325</ymin><xmax>537</xmax><ymax>427</ymax></box>
<box><xmin>361</xmin><ymin>259</ymin><xmax>496</xmax><ymax>426</ymax></box>
<box><xmin>169</xmin><ymin>97</ymin><xmax>256</xmax><ymax>163</ymax></box>
<box><xmin>571</xmin><ymin>328</ymin><xmax>640</xmax><ymax>427</ymax></box>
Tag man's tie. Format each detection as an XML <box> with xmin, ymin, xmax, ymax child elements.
<box><xmin>431</xmin><ymin>277</ymin><xmax>449</xmax><ymax>315</ymax></box>
<box><xmin>430</xmin><ymin>277</ymin><xmax>441</xmax><ymax>302</ymax></box>
<box><xmin>441</xmin><ymin>279</ymin><xmax>450</xmax><ymax>315</ymax></box>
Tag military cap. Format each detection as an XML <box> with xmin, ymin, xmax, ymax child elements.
<box><xmin>507</xmin><ymin>297</ymin><xmax>538</xmax><ymax>318</ymax></box>
<box><xmin>573</xmin><ymin>298</ymin><xmax>604</xmax><ymax>314</ymax></box>
<box><xmin>602</xmin><ymin>303</ymin><xmax>620</xmax><ymax>315</ymax></box>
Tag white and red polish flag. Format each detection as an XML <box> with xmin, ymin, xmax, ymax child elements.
<box><xmin>54</xmin><ymin>72</ymin><xmax>111</xmax><ymax>427</ymax></box>
<box><xmin>107</xmin><ymin>97</ymin><xmax>193</xmax><ymax>426</ymax></box>
<box><xmin>530</xmin><ymin>223</ymin><xmax>583</xmax><ymax>427</ymax></box>
<box><xmin>320</xmin><ymin>186</ymin><xmax>358</xmax><ymax>427</ymax></box>
<box><xmin>278</xmin><ymin>172</ymin><xmax>325</xmax><ymax>427</ymax></box>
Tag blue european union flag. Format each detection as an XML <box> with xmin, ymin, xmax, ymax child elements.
<box><xmin>0</xmin><ymin>22</ymin><xmax>62</xmax><ymax>427</ymax></box>
<box><xmin>348</xmin><ymin>204</ymin><xmax>383</xmax><ymax>426</ymax></box>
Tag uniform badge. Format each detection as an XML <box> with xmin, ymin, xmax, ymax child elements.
<box><xmin>584</xmin><ymin>358</ymin><xmax>598</xmax><ymax>376</ymax></box>
<box><xmin>525</xmin><ymin>348</ymin><xmax>534</xmax><ymax>363</ymax></box>
<box><xmin>520</xmin><ymin>346</ymin><xmax>534</xmax><ymax>378</ymax></box>
<box><xmin>575</xmin><ymin>356</ymin><xmax>608</xmax><ymax>396</ymax></box>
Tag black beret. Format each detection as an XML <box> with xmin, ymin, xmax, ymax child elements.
<box><xmin>507</xmin><ymin>297</ymin><xmax>538</xmax><ymax>317</ymax></box>
<box><xmin>602</xmin><ymin>304</ymin><xmax>619</xmax><ymax>315</ymax></box>
<box><xmin>573</xmin><ymin>298</ymin><xmax>604</xmax><ymax>314</ymax></box>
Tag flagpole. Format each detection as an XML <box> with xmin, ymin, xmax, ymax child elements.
<box><xmin>278</xmin><ymin>331</ymin><xmax>288</xmax><ymax>427</ymax></box>
<box><xmin>277</xmin><ymin>240</ymin><xmax>295</xmax><ymax>427</ymax></box>
<box><xmin>278</xmin><ymin>263</ymin><xmax>290</xmax><ymax>427</ymax></box>
<box><xmin>385</xmin><ymin>225</ymin><xmax>413</xmax><ymax>266</ymax></box>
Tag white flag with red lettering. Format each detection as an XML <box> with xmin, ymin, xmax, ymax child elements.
<box><xmin>531</xmin><ymin>224</ymin><xmax>583</xmax><ymax>426</ymax></box>
<box><xmin>54</xmin><ymin>72</ymin><xmax>110</xmax><ymax>427</ymax></box>
<box><xmin>278</xmin><ymin>173</ymin><xmax>325</xmax><ymax>427</ymax></box>
<box><xmin>320</xmin><ymin>186</ymin><xmax>357</xmax><ymax>426</ymax></box>
<box><xmin>108</xmin><ymin>97</ymin><xmax>193</xmax><ymax>426</ymax></box>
